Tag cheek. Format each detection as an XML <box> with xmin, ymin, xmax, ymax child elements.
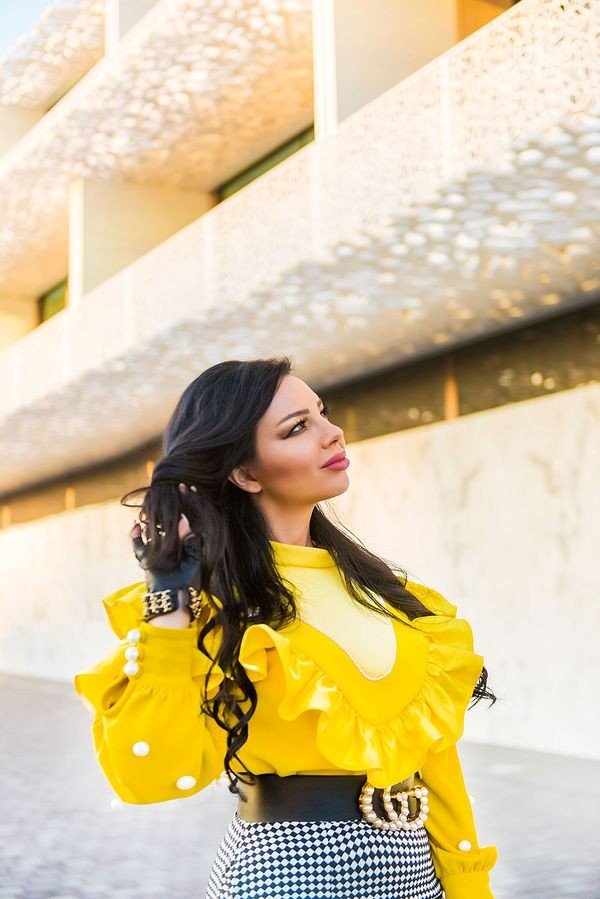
<box><xmin>260</xmin><ymin>439</ymin><xmax>316</xmax><ymax>483</ymax></box>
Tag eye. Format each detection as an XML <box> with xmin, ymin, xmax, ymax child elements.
<box><xmin>287</xmin><ymin>403</ymin><xmax>332</xmax><ymax>436</ymax></box>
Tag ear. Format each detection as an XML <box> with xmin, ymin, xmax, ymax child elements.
<box><xmin>228</xmin><ymin>465</ymin><xmax>262</xmax><ymax>494</ymax></box>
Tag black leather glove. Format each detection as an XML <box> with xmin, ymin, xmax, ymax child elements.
<box><xmin>130</xmin><ymin>515</ymin><xmax>202</xmax><ymax>621</ymax></box>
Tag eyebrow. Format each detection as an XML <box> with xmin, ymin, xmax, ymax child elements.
<box><xmin>276</xmin><ymin>397</ymin><xmax>324</xmax><ymax>426</ymax></box>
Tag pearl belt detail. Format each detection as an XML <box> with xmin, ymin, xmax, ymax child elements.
<box><xmin>358</xmin><ymin>779</ymin><xmax>429</xmax><ymax>830</ymax></box>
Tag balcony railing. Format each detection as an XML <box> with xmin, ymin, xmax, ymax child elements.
<box><xmin>1</xmin><ymin>0</ymin><xmax>599</xmax><ymax>494</ymax></box>
<box><xmin>0</xmin><ymin>0</ymin><xmax>313</xmax><ymax>299</ymax></box>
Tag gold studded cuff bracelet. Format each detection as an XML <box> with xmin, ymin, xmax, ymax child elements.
<box><xmin>142</xmin><ymin>586</ymin><xmax>204</xmax><ymax>621</ymax></box>
<box><xmin>142</xmin><ymin>589</ymin><xmax>179</xmax><ymax>621</ymax></box>
<box><xmin>186</xmin><ymin>586</ymin><xmax>203</xmax><ymax>620</ymax></box>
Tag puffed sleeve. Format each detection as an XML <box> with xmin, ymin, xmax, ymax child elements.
<box><xmin>416</xmin><ymin>742</ymin><xmax>498</xmax><ymax>899</ymax></box>
<box><xmin>73</xmin><ymin>580</ymin><xmax>227</xmax><ymax>804</ymax></box>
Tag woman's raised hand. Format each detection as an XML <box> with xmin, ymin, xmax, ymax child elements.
<box><xmin>129</xmin><ymin>483</ymin><xmax>202</xmax><ymax>619</ymax></box>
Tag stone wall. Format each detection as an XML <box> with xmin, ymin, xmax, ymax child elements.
<box><xmin>1</xmin><ymin>382</ymin><xmax>598</xmax><ymax>759</ymax></box>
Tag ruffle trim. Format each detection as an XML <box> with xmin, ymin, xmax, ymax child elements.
<box><xmin>96</xmin><ymin>580</ymin><xmax>223</xmax><ymax>698</ymax></box>
<box><xmin>96</xmin><ymin>580</ymin><xmax>484</xmax><ymax>786</ymax></box>
<box><xmin>237</xmin><ymin>603</ymin><xmax>484</xmax><ymax>787</ymax></box>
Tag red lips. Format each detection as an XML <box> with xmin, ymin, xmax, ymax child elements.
<box><xmin>322</xmin><ymin>451</ymin><xmax>347</xmax><ymax>468</ymax></box>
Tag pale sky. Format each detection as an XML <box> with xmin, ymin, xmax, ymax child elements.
<box><xmin>0</xmin><ymin>0</ymin><xmax>53</xmax><ymax>56</ymax></box>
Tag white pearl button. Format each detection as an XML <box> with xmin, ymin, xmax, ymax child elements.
<box><xmin>124</xmin><ymin>646</ymin><xmax>139</xmax><ymax>661</ymax></box>
<box><xmin>132</xmin><ymin>741</ymin><xmax>150</xmax><ymax>757</ymax></box>
<box><xmin>458</xmin><ymin>839</ymin><xmax>472</xmax><ymax>852</ymax></box>
<box><xmin>176</xmin><ymin>775</ymin><xmax>197</xmax><ymax>791</ymax></box>
<box><xmin>123</xmin><ymin>661</ymin><xmax>140</xmax><ymax>677</ymax></box>
<box><xmin>126</xmin><ymin>628</ymin><xmax>141</xmax><ymax>643</ymax></box>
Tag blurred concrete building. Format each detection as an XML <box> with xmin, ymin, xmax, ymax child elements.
<box><xmin>0</xmin><ymin>0</ymin><xmax>599</xmax><ymax>761</ymax></box>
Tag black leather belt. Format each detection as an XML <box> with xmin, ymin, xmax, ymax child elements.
<box><xmin>236</xmin><ymin>773</ymin><xmax>418</xmax><ymax>823</ymax></box>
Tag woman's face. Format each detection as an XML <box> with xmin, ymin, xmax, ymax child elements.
<box><xmin>231</xmin><ymin>374</ymin><xmax>349</xmax><ymax>507</ymax></box>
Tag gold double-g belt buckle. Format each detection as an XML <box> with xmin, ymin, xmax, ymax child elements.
<box><xmin>358</xmin><ymin>776</ymin><xmax>429</xmax><ymax>830</ymax></box>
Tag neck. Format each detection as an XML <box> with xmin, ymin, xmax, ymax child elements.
<box><xmin>269</xmin><ymin>528</ymin><xmax>314</xmax><ymax>547</ymax></box>
<box><xmin>259</xmin><ymin>504</ymin><xmax>315</xmax><ymax>547</ymax></box>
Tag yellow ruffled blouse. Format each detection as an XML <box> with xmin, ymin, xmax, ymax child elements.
<box><xmin>74</xmin><ymin>540</ymin><xmax>498</xmax><ymax>899</ymax></box>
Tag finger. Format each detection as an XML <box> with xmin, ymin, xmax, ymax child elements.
<box><xmin>178</xmin><ymin>483</ymin><xmax>187</xmax><ymax>494</ymax></box>
<box><xmin>131</xmin><ymin>533</ymin><xmax>147</xmax><ymax>563</ymax></box>
<box><xmin>178</xmin><ymin>513</ymin><xmax>194</xmax><ymax>540</ymax></box>
<box><xmin>190</xmin><ymin>485</ymin><xmax>198</xmax><ymax>493</ymax></box>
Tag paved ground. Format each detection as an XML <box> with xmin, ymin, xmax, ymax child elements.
<box><xmin>1</xmin><ymin>672</ymin><xmax>598</xmax><ymax>899</ymax></box>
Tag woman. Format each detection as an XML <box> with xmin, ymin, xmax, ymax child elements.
<box><xmin>74</xmin><ymin>356</ymin><xmax>499</xmax><ymax>899</ymax></box>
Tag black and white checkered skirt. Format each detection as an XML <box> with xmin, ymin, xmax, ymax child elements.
<box><xmin>204</xmin><ymin>811</ymin><xmax>444</xmax><ymax>899</ymax></box>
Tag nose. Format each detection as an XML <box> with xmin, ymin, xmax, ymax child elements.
<box><xmin>325</xmin><ymin>419</ymin><xmax>345</xmax><ymax>448</ymax></box>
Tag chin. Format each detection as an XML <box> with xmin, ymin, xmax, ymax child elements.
<box><xmin>321</xmin><ymin>476</ymin><xmax>350</xmax><ymax>501</ymax></box>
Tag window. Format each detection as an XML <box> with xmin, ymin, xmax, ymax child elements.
<box><xmin>38</xmin><ymin>279</ymin><xmax>68</xmax><ymax>323</ymax></box>
<box><xmin>217</xmin><ymin>126</ymin><xmax>314</xmax><ymax>201</ymax></box>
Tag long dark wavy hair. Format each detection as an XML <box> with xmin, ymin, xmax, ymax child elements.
<box><xmin>121</xmin><ymin>356</ymin><xmax>496</xmax><ymax>797</ymax></box>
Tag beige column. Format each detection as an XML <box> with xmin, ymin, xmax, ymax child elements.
<box><xmin>312</xmin><ymin>0</ymin><xmax>458</xmax><ymax>137</ymax></box>
<box><xmin>68</xmin><ymin>178</ymin><xmax>214</xmax><ymax>303</ymax></box>
<box><xmin>0</xmin><ymin>295</ymin><xmax>39</xmax><ymax>351</ymax></box>
<box><xmin>0</xmin><ymin>106</ymin><xmax>45</xmax><ymax>156</ymax></box>
<box><xmin>457</xmin><ymin>0</ymin><xmax>514</xmax><ymax>39</ymax></box>
<box><xmin>104</xmin><ymin>0</ymin><xmax>160</xmax><ymax>53</ymax></box>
